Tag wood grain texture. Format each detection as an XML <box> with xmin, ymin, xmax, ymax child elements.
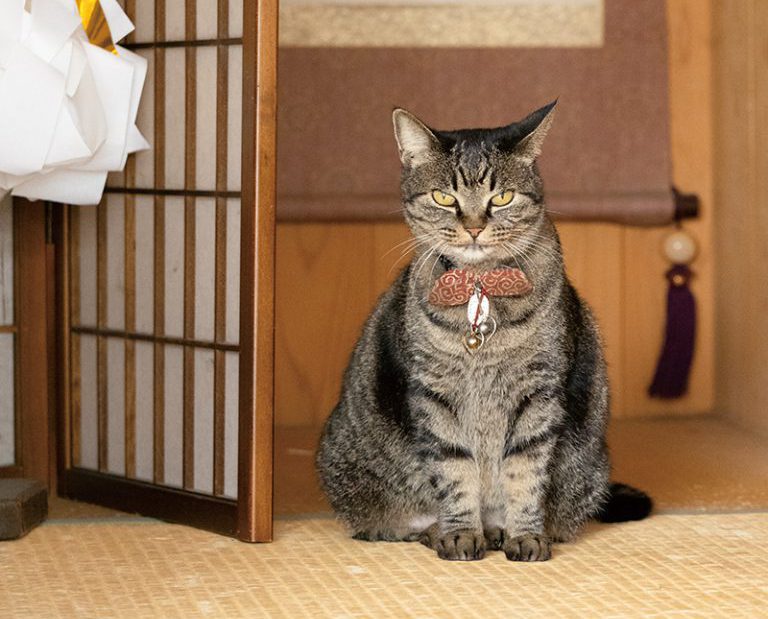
<box><xmin>153</xmin><ymin>0</ymin><xmax>167</xmax><ymax>485</ymax></box>
<box><xmin>183</xmin><ymin>0</ymin><xmax>198</xmax><ymax>491</ymax></box>
<box><xmin>124</xmin><ymin>160</ymin><xmax>137</xmax><ymax>479</ymax></box>
<box><xmin>558</xmin><ymin>223</ymin><xmax>625</xmax><ymax>416</ymax></box>
<box><xmin>275</xmin><ymin>224</ymin><xmax>375</xmax><ymax>428</ymax></box>
<box><xmin>69</xmin><ymin>209</ymin><xmax>81</xmax><ymax>467</ymax></box>
<box><xmin>96</xmin><ymin>200</ymin><xmax>107</xmax><ymax>471</ymax></box>
<box><xmin>713</xmin><ymin>0</ymin><xmax>768</xmax><ymax>435</ymax></box>
<box><xmin>213</xmin><ymin>0</ymin><xmax>229</xmax><ymax>497</ymax></box>
<box><xmin>238</xmin><ymin>0</ymin><xmax>278</xmax><ymax>542</ymax></box>
<box><xmin>15</xmin><ymin>202</ymin><xmax>50</xmax><ymax>484</ymax></box>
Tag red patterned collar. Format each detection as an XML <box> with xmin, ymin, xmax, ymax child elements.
<box><xmin>429</xmin><ymin>266</ymin><xmax>533</xmax><ymax>306</ymax></box>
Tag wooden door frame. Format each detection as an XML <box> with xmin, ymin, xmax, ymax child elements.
<box><xmin>0</xmin><ymin>200</ymin><xmax>53</xmax><ymax>487</ymax></box>
<box><xmin>237</xmin><ymin>0</ymin><xmax>277</xmax><ymax>543</ymax></box>
<box><xmin>53</xmin><ymin>0</ymin><xmax>277</xmax><ymax>542</ymax></box>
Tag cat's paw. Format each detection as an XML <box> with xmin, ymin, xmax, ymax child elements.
<box><xmin>483</xmin><ymin>526</ymin><xmax>505</xmax><ymax>550</ymax></box>
<box><xmin>503</xmin><ymin>534</ymin><xmax>551</xmax><ymax>562</ymax></box>
<box><xmin>435</xmin><ymin>529</ymin><xmax>486</xmax><ymax>561</ymax></box>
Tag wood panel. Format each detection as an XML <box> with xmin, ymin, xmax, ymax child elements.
<box><xmin>713</xmin><ymin>0</ymin><xmax>768</xmax><ymax>435</ymax></box>
<box><xmin>238</xmin><ymin>0</ymin><xmax>278</xmax><ymax>542</ymax></box>
<box><xmin>275</xmin><ymin>224</ymin><xmax>375</xmax><ymax>427</ymax></box>
<box><xmin>15</xmin><ymin>201</ymin><xmax>51</xmax><ymax>484</ymax></box>
<box><xmin>557</xmin><ymin>223</ymin><xmax>625</xmax><ymax>416</ymax></box>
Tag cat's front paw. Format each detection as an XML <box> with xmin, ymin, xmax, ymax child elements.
<box><xmin>503</xmin><ymin>534</ymin><xmax>551</xmax><ymax>562</ymax></box>
<box><xmin>435</xmin><ymin>529</ymin><xmax>486</xmax><ymax>561</ymax></box>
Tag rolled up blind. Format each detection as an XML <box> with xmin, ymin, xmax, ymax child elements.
<box><xmin>277</xmin><ymin>0</ymin><xmax>674</xmax><ymax>225</ymax></box>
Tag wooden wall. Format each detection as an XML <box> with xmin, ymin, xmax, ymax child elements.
<box><xmin>713</xmin><ymin>0</ymin><xmax>768</xmax><ymax>435</ymax></box>
<box><xmin>275</xmin><ymin>0</ymin><xmax>715</xmax><ymax>428</ymax></box>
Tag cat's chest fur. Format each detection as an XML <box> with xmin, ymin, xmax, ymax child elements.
<box><xmin>408</xmin><ymin>293</ymin><xmax>567</xmax><ymax>460</ymax></box>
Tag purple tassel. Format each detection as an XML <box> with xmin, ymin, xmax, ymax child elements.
<box><xmin>648</xmin><ymin>264</ymin><xmax>696</xmax><ymax>398</ymax></box>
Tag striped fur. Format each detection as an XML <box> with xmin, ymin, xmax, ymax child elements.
<box><xmin>317</xmin><ymin>103</ymin><xmax>647</xmax><ymax>561</ymax></box>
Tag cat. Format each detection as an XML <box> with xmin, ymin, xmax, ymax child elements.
<box><xmin>316</xmin><ymin>102</ymin><xmax>652</xmax><ymax>561</ymax></box>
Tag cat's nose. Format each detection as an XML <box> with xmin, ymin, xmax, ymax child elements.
<box><xmin>466</xmin><ymin>227</ymin><xmax>485</xmax><ymax>239</ymax></box>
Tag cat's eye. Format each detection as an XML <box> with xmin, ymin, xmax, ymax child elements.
<box><xmin>431</xmin><ymin>190</ymin><xmax>457</xmax><ymax>207</ymax></box>
<box><xmin>490</xmin><ymin>191</ymin><xmax>515</xmax><ymax>207</ymax></box>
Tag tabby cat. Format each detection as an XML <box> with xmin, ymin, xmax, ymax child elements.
<box><xmin>316</xmin><ymin>102</ymin><xmax>651</xmax><ymax>562</ymax></box>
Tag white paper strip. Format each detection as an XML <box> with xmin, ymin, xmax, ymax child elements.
<box><xmin>197</xmin><ymin>1</ymin><xmax>218</xmax><ymax>40</ymax></box>
<box><xmin>164</xmin><ymin>197</ymin><xmax>184</xmax><ymax>338</ymax></box>
<box><xmin>106</xmin><ymin>194</ymin><xmax>125</xmax><ymax>330</ymax></box>
<box><xmin>100</xmin><ymin>0</ymin><xmax>135</xmax><ymax>43</ymax></box>
<box><xmin>78</xmin><ymin>205</ymin><xmax>98</xmax><ymax>326</ymax></box>
<box><xmin>193</xmin><ymin>348</ymin><xmax>214</xmax><ymax>494</ymax></box>
<box><xmin>163</xmin><ymin>344</ymin><xmax>183</xmax><ymax>488</ymax></box>
<box><xmin>195</xmin><ymin>198</ymin><xmax>215</xmax><ymax>341</ymax></box>
<box><xmin>134</xmin><ymin>195</ymin><xmax>154</xmax><ymax>334</ymax></box>
<box><xmin>196</xmin><ymin>46</ymin><xmax>217</xmax><ymax>191</ymax></box>
<box><xmin>79</xmin><ymin>334</ymin><xmax>98</xmax><ymax>470</ymax></box>
<box><xmin>132</xmin><ymin>1</ymin><xmax>155</xmax><ymax>44</ymax></box>
<box><xmin>106</xmin><ymin>336</ymin><xmax>125</xmax><ymax>475</ymax></box>
<box><xmin>225</xmin><ymin>199</ymin><xmax>241</xmax><ymax>344</ymax></box>
<box><xmin>227</xmin><ymin>46</ymin><xmax>242</xmax><ymax>191</ymax></box>
<box><xmin>165</xmin><ymin>0</ymin><xmax>186</xmax><ymax>41</ymax></box>
<box><xmin>133</xmin><ymin>50</ymin><xmax>154</xmax><ymax>187</ymax></box>
<box><xmin>0</xmin><ymin>333</ymin><xmax>15</xmax><ymax>467</ymax></box>
<box><xmin>134</xmin><ymin>340</ymin><xmax>154</xmax><ymax>481</ymax></box>
<box><xmin>223</xmin><ymin>351</ymin><xmax>239</xmax><ymax>498</ymax></box>
<box><xmin>164</xmin><ymin>48</ymin><xmax>185</xmax><ymax>189</ymax></box>
<box><xmin>229</xmin><ymin>0</ymin><xmax>244</xmax><ymax>38</ymax></box>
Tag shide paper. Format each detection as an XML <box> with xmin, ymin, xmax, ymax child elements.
<box><xmin>0</xmin><ymin>0</ymin><xmax>149</xmax><ymax>205</ymax></box>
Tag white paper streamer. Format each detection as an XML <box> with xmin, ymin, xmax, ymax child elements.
<box><xmin>0</xmin><ymin>0</ymin><xmax>149</xmax><ymax>205</ymax></box>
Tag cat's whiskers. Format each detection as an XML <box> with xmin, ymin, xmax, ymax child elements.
<box><xmin>381</xmin><ymin>233</ymin><xmax>430</xmax><ymax>260</ymax></box>
<box><xmin>413</xmin><ymin>241</ymin><xmax>446</xmax><ymax>283</ymax></box>
<box><xmin>501</xmin><ymin>241</ymin><xmax>536</xmax><ymax>277</ymax></box>
<box><xmin>384</xmin><ymin>234</ymin><xmax>434</xmax><ymax>276</ymax></box>
<box><xmin>517</xmin><ymin>235</ymin><xmax>562</xmax><ymax>264</ymax></box>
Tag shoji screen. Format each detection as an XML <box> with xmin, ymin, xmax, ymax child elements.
<box><xmin>0</xmin><ymin>196</ymin><xmax>15</xmax><ymax>469</ymax></box>
<box><xmin>60</xmin><ymin>0</ymin><xmax>276</xmax><ymax>541</ymax></box>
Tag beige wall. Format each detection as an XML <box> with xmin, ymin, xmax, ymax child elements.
<box><xmin>713</xmin><ymin>0</ymin><xmax>768</xmax><ymax>435</ymax></box>
<box><xmin>275</xmin><ymin>0</ymin><xmax>716</xmax><ymax>428</ymax></box>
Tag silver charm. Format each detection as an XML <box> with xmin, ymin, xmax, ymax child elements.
<box><xmin>463</xmin><ymin>285</ymin><xmax>496</xmax><ymax>353</ymax></box>
<box><xmin>478</xmin><ymin>316</ymin><xmax>497</xmax><ymax>338</ymax></box>
<box><xmin>467</xmin><ymin>287</ymin><xmax>490</xmax><ymax>326</ymax></box>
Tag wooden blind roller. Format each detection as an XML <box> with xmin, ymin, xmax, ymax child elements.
<box><xmin>277</xmin><ymin>0</ymin><xmax>674</xmax><ymax>225</ymax></box>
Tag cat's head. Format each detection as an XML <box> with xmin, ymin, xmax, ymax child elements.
<box><xmin>392</xmin><ymin>101</ymin><xmax>556</xmax><ymax>268</ymax></box>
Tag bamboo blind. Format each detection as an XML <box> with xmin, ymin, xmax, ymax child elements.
<box><xmin>68</xmin><ymin>0</ymin><xmax>244</xmax><ymax>498</ymax></box>
<box><xmin>0</xmin><ymin>195</ymin><xmax>16</xmax><ymax>468</ymax></box>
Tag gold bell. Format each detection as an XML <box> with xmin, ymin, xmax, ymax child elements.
<box><xmin>463</xmin><ymin>331</ymin><xmax>484</xmax><ymax>353</ymax></box>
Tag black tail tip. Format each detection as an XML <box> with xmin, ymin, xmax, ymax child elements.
<box><xmin>596</xmin><ymin>482</ymin><xmax>653</xmax><ymax>523</ymax></box>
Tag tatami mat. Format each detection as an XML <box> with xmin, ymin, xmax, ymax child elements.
<box><xmin>2</xmin><ymin>514</ymin><xmax>768</xmax><ymax>618</ymax></box>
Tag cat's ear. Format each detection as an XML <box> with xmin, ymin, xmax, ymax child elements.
<box><xmin>512</xmin><ymin>100</ymin><xmax>557</xmax><ymax>162</ymax></box>
<box><xmin>392</xmin><ymin>108</ymin><xmax>440</xmax><ymax>167</ymax></box>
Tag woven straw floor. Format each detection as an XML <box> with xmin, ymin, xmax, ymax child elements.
<box><xmin>2</xmin><ymin>513</ymin><xmax>768</xmax><ymax>618</ymax></box>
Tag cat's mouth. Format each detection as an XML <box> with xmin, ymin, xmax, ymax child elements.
<box><xmin>454</xmin><ymin>242</ymin><xmax>493</xmax><ymax>264</ymax></box>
